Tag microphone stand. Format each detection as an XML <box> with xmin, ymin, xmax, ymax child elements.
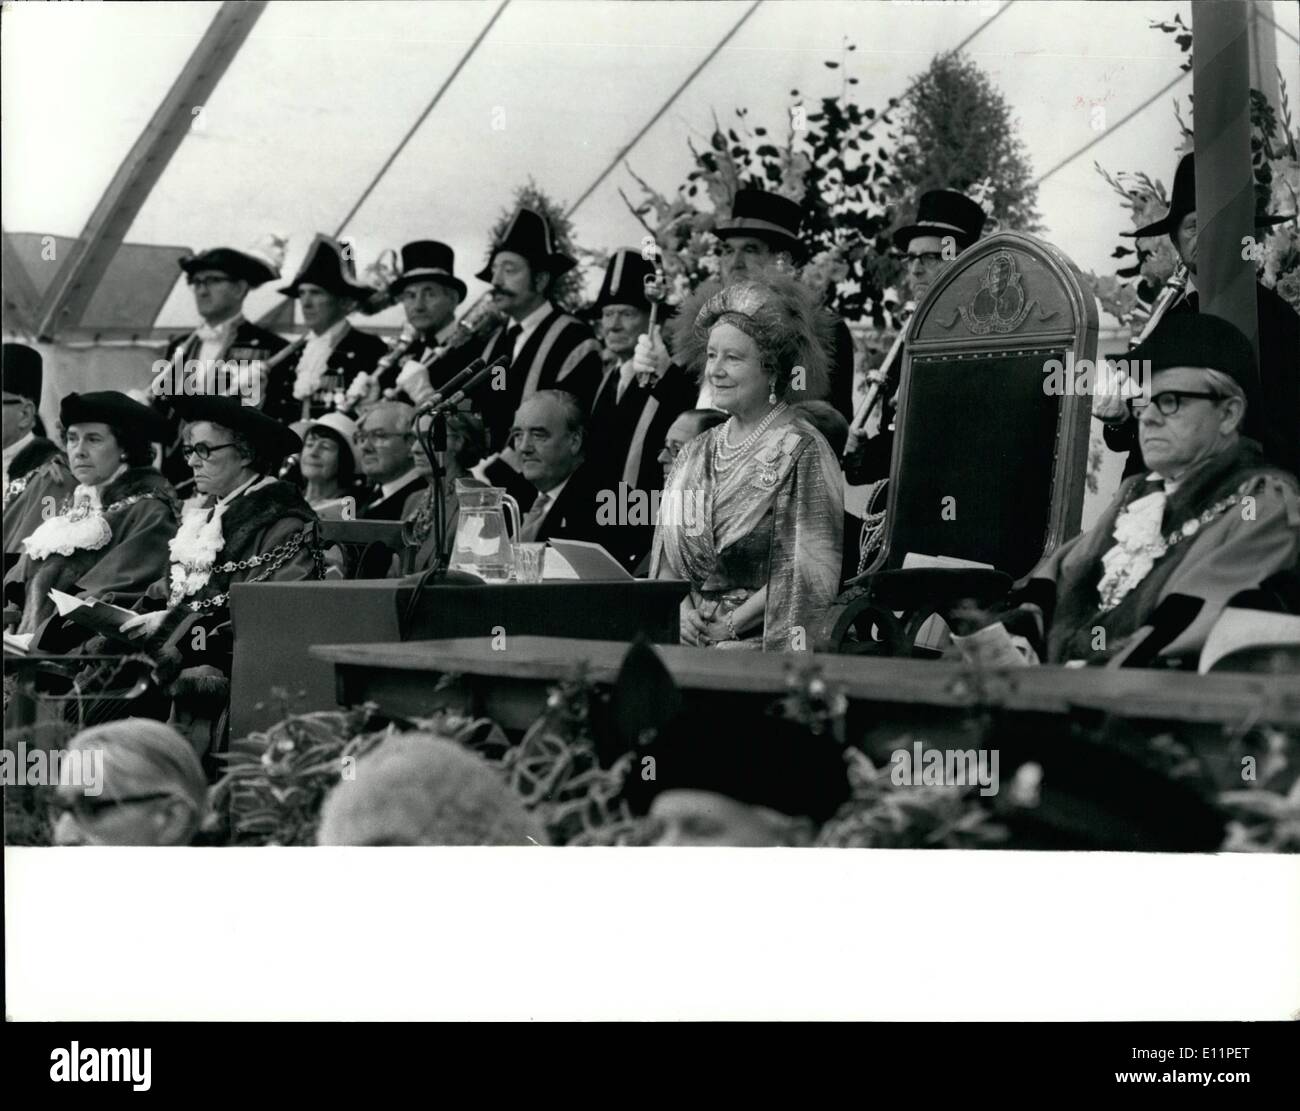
<box><xmin>399</xmin><ymin>356</ymin><xmax>510</xmax><ymax>635</ymax></box>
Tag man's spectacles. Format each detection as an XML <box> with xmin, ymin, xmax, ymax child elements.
<box><xmin>352</xmin><ymin>430</ymin><xmax>400</xmax><ymax>447</ymax></box>
<box><xmin>187</xmin><ymin>276</ymin><xmax>235</xmax><ymax>290</ymax></box>
<box><xmin>1127</xmin><ymin>390</ymin><xmax>1224</xmax><ymax>417</ymax></box>
<box><xmin>905</xmin><ymin>251</ymin><xmax>945</xmax><ymax>269</ymax></box>
<box><xmin>181</xmin><ymin>441</ymin><xmax>240</xmax><ymax>461</ymax></box>
<box><xmin>48</xmin><ymin>791</ymin><xmax>176</xmax><ymax>824</ymax></box>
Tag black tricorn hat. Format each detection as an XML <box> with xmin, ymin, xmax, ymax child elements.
<box><xmin>179</xmin><ymin>246</ymin><xmax>279</xmax><ymax>288</ymax></box>
<box><xmin>892</xmin><ymin>189</ymin><xmax>987</xmax><ymax>252</ymax></box>
<box><xmin>1123</xmin><ymin>153</ymin><xmax>1296</xmax><ymax>239</ymax></box>
<box><xmin>280</xmin><ymin>236</ymin><xmax>374</xmax><ymax>300</ymax></box>
<box><xmin>1125</xmin><ymin>311</ymin><xmax>1261</xmax><ymax>402</ymax></box>
<box><xmin>715</xmin><ymin>188</ymin><xmax>805</xmax><ymax>259</ymax></box>
<box><xmin>390</xmin><ymin>240</ymin><xmax>467</xmax><ymax>301</ymax></box>
<box><xmin>476</xmin><ymin>208</ymin><xmax>576</xmax><ymax>283</ymax></box>
<box><xmin>60</xmin><ymin>390</ymin><xmax>170</xmax><ymax>443</ymax></box>
<box><xmin>592</xmin><ymin>249</ymin><xmax>656</xmax><ymax>312</ymax></box>
<box><xmin>173</xmin><ymin>395</ymin><xmax>302</xmax><ymax>462</ymax></box>
<box><xmin>2</xmin><ymin>343</ymin><xmax>43</xmax><ymax>405</ymax></box>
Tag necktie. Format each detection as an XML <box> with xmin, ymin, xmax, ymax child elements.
<box><xmin>492</xmin><ymin>324</ymin><xmax>523</xmax><ymax>365</ymax></box>
<box><xmin>615</xmin><ymin>359</ymin><xmax>637</xmax><ymax>404</ymax></box>
<box><xmin>518</xmin><ymin>492</ymin><xmax>550</xmax><ymax>542</ymax></box>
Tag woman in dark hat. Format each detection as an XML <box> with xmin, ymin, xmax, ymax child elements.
<box><xmin>5</xmin><ymin>391</ymin><xmax>179</xmax><ymax>643</ymax></box>
<box><xmin>119</xmin><ymin>396</ymin><xmax>320</xmax><ymax>653</ymax></box>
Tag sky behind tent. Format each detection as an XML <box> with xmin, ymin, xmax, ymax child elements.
<box><xmin>3</xmin><ymin>0</ymin><xmax>1297</xmax><ymax>335</ymax></box>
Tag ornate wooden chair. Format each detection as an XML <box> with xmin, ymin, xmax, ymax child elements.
<box><xmin>822</xmin><ymin>232</ymin><xmax>1098</xmax><ymax>655</ymax></box>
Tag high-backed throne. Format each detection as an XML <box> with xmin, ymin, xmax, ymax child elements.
<box><xmin>822</xmin><ymin>231</ymin><xmax>1098</xmax><ymax>655</ymax></box>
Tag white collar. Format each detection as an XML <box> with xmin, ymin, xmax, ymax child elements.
<box><xmin>214</xmin><ymin>472</ymin><xmax>267</xmax><ymax>507</ymax></box>
<box><xmin>308</xmin><ymin>317</ymin><xmax>351</xmax><ymax>347</ymax></box>
<box><xmin>3</xmin><ymin>431</ymin><xmax>35</xmax><ymax>465</ymax></box>
<box><xmin>512</xmin><ymin>301</ymin><xmax>552</xmax><ymax>342</ymax></box>
<box><xmin>379</xmin><ymin>468</ymin><xmax>419</xmax><ymax>500</ymax></box>
<box><xmin>533</xmin><ymin>471</ymin><xmax>573</xmax><ymax>513</ymax></box>
<box><xmin>197</xmin><ymin>312</ymin><xmax>244</xmax><ymax>341</ymax></box>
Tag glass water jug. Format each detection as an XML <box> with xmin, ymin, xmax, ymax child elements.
<box><xmin>448</xmin><ymin>481</ymin><xmax>523</xmax><ymax>582</ymax></box>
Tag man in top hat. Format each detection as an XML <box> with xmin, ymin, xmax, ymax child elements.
<box><xmin>264</xmin><ymin>236</ymin><xmax>388</xmax><ymax>426</ymax></box>
<box><xmin>843</xmin><ymin>187</ymin><xmax>987</xmax><ymax>486</ymax></box>
<box><xmin>155</xmin><ymin>239</ymin><xmax>292</xmax><ymax>485</ymax></box>
<box><xmin>2</xmin><ymin>343</ymin><xmax>62</xmax><ymax>491</ymax></box>
<box><xmin>585</xmin><ymin>249</ymin><xmax>695</xmax><ymax>506</ymax></box>
<box><xmin>3</xmin><ymin>344</ymin><xmax>78</xmax><ymax>557</ymax></box>
<box><xmin>381</xmin><ymin>240</ymin><xmax>481</xmax><ymax>404</ymax></box>
<box><xmin>1099</xmin><ymin>152</ymin><xmax>1300</xmax><ymax>479</ymax></box>
<box><xmin>638</xmin><ymin>187</ymin><xmax>858</xmax><ymax>422</ymax></box>
<box><xmin>471</xmin><ymin>208</ymin><xmax>604</xmax><ymax>455</ymax></box>
<box><xmin>947</xmin><ymin>313</ymin><xmax>1300</xmax><ymax>667</ymax></box>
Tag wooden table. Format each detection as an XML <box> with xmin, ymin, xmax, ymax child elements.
<box><xmin>311</xmin><ymin>635</ymin><xmax>1300</xmax><ymax>737</ymax></box>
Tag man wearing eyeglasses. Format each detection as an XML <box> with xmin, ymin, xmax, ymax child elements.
<box><xmin>156</xmin><ymin>242</ymin><xmax>290</xmax><ymax>484</ymax></box>
<box><xmin>355</xmin><ymin>401</ymin><xmax>422</xmax><ymax>520</ymax></box>
<box><xmin>948</xmin><ymin>313</ymin><xmax>1300</xmax><ymax>667</ymax></box>
<box><xmin>843</xmin><ymin>188</ymin><xmax>987</xmax><ymax>486</ymax></box>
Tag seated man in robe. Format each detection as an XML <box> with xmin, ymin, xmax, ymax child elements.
<box><xmin>947</xmin><ymin>314</ymin><xmax>1300</xmax><ymax>667</ymax></box>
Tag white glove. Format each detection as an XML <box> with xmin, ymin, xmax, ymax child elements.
<box><xmin>632</xmin><ymin>325</ymin><xmax>670</xmax><ymax>387</ymax></box>
<box><xmin>1092</xmin><ymin>364</ymin><xmax>1132</xmax><ymax>423</ymax></box>
<box><xmin>395</xmin><ymin>359</ymin><xmax>434</xmax><ymax>404</ymax></box>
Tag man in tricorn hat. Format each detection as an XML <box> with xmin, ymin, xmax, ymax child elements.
<box><xmin>471</xmin><ymin>206</ymin><xmax>603</xmax><ymax>460</ymax></box>
<box><xmin>156</xmin><ymin>238</ymin><xmax>292</xmax><ymax>484</ymax></box>
<box><xmin>843</xmin><ymin>187</ymin><xmax>987</xmax><ymax>487</ymax></box>
<box><xmin>585</xmin><ymin>249</ymin><xmax>695</xmax><ymax>504</ymax></box>
<box><xmin>266</xmin><ymin>235</ymin><xmax>388</xmax><ymax>425</ymax></box>
<box><xmin>640</xmin><ymin>187</ymin><xmax>860</xmax><ymax>423</ymax></box>
<box><xmin>948</xmin><ymin>313</ymin><xmax>1300</xmax><ymax>667</ymax></box>
<box><xmin>1098</xmin><ymin>152</ymin><xmax>1300</xmax><ymax>479</ymax></box>
<box><xmin>381</xmin><ymin>239</ymin><xmax>481</xmax><ymax>404</ymax></box>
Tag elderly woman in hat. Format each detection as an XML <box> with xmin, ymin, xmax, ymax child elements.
<box><xmin>949</xmin><ymin>313</ymin><xmax>1300</xmax><ymax>667</ymax></box>
<box><xmin>650</xmin><ymin>275</ymin><xmax>844</xmax><ymax>650</ymax></box>
<box><xmin>4</xmin><ymin>391</ymin><xmax>178</xmax><ymax>645</ymax></box>
<box><xmin>118</xmin><ymin>396</ymin><xmax>320</xmax><ymax>660</ymax></box>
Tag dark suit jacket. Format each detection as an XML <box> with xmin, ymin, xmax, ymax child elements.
<box><xmin>360</xmin><ymin>474</ymin><xmax>425</xmax><ymax>521</ymax></box>
<box><xmin>262</xmin><ymin>324</ymin><xmax>388</xmax><ymax>425</ymax></box>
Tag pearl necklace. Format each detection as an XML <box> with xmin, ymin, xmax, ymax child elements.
<box><xmin>713</xmin><ymin>401</ymin><xmax>788</xmax><ymax>469</ymax></box>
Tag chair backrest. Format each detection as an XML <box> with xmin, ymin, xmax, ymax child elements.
<box><xmin>317</xmin><ymin>519</ymin><xmax>405</xmax><ymax>579</ymax></box>
<box><xmin>874</xmin><ymin>232</ymin><xmax>1097</xmax><ymax>580</ymax></box>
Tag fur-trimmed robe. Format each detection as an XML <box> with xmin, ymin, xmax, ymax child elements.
<box><xmin>5</xmin><ymin>467</ymin><xmax>179</xmax><ymax>637</ymax></box>
<box><xmin>135</xmin><ymin>478</ymin><xmax>321</xmax><ymax>681</ymax></box>
<box><xmin>3</xmin><ymin>455</ymin><xmax>79</xmax><ymax>556</ymax></box>
<box><xmin>1027</xmin><ymin>440</ymin><xmax>1300</xmax><ymax>663</ymax></box>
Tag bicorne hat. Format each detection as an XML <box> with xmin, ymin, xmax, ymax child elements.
<box><xmin>180</xmin><ymin>234</ymin><xmax>287</xmax><ymax>288</ymax></box>
<box><xmin>476</xmin><ymin>208</ymin><xmax>576</xmax><ymax>283</ymax></box>
<box><xmin>389</xmin><ymin>240</ymin><xmax>467</xmax><ymax>301</ymax></box>
<box><xmin>892</xmin><ymin>189</ymin><xmax>987</xmax><ymax>252</ymax></box>
<box><xmin>2</xmin><ymin>343</ymin><xmax>43</xmax><ymax>405</ymax></box>
<box><xmin>1123</xmin><ymin>153</ymin><xmax>1296</xmax><ymax>240</ymax></box>
<box><xmin>592</xmin><ymin>249</ymin><xmax>656</xmax><ymax>312</ymax></box>
<box><xmin>715</xmin><ymin>188</ymin><xmax>805</xmax><ymax>259</ymax></box>
<box><xmin>174</xmin><ymin>394</ymin><xmax>302</xmax><ymax>463</ymax></box>
<box><xmin>280</xmin><ymin>236</ymin><xmax>374</xmax><ymax>301</ymax></box>
<box><xmin>60</xmin><ymin>391</ymin><xmax>170</xmax><ymax>443</ymax></box>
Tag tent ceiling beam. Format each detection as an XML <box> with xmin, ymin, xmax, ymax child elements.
<box><xmin>33</xmin><ymin>0</ymin><xmax>268</xmax><ymax>340</ymax></box>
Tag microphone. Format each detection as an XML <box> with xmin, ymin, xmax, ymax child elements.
<box><xmin>416</xmin><ymin>354</ymin><xmax>510</xmax><ymax>415</ymax></box>
<box><xmin>425</xmin><ymin>355</ymin><xmax>509</xmax><ymax>413</ymax></box>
